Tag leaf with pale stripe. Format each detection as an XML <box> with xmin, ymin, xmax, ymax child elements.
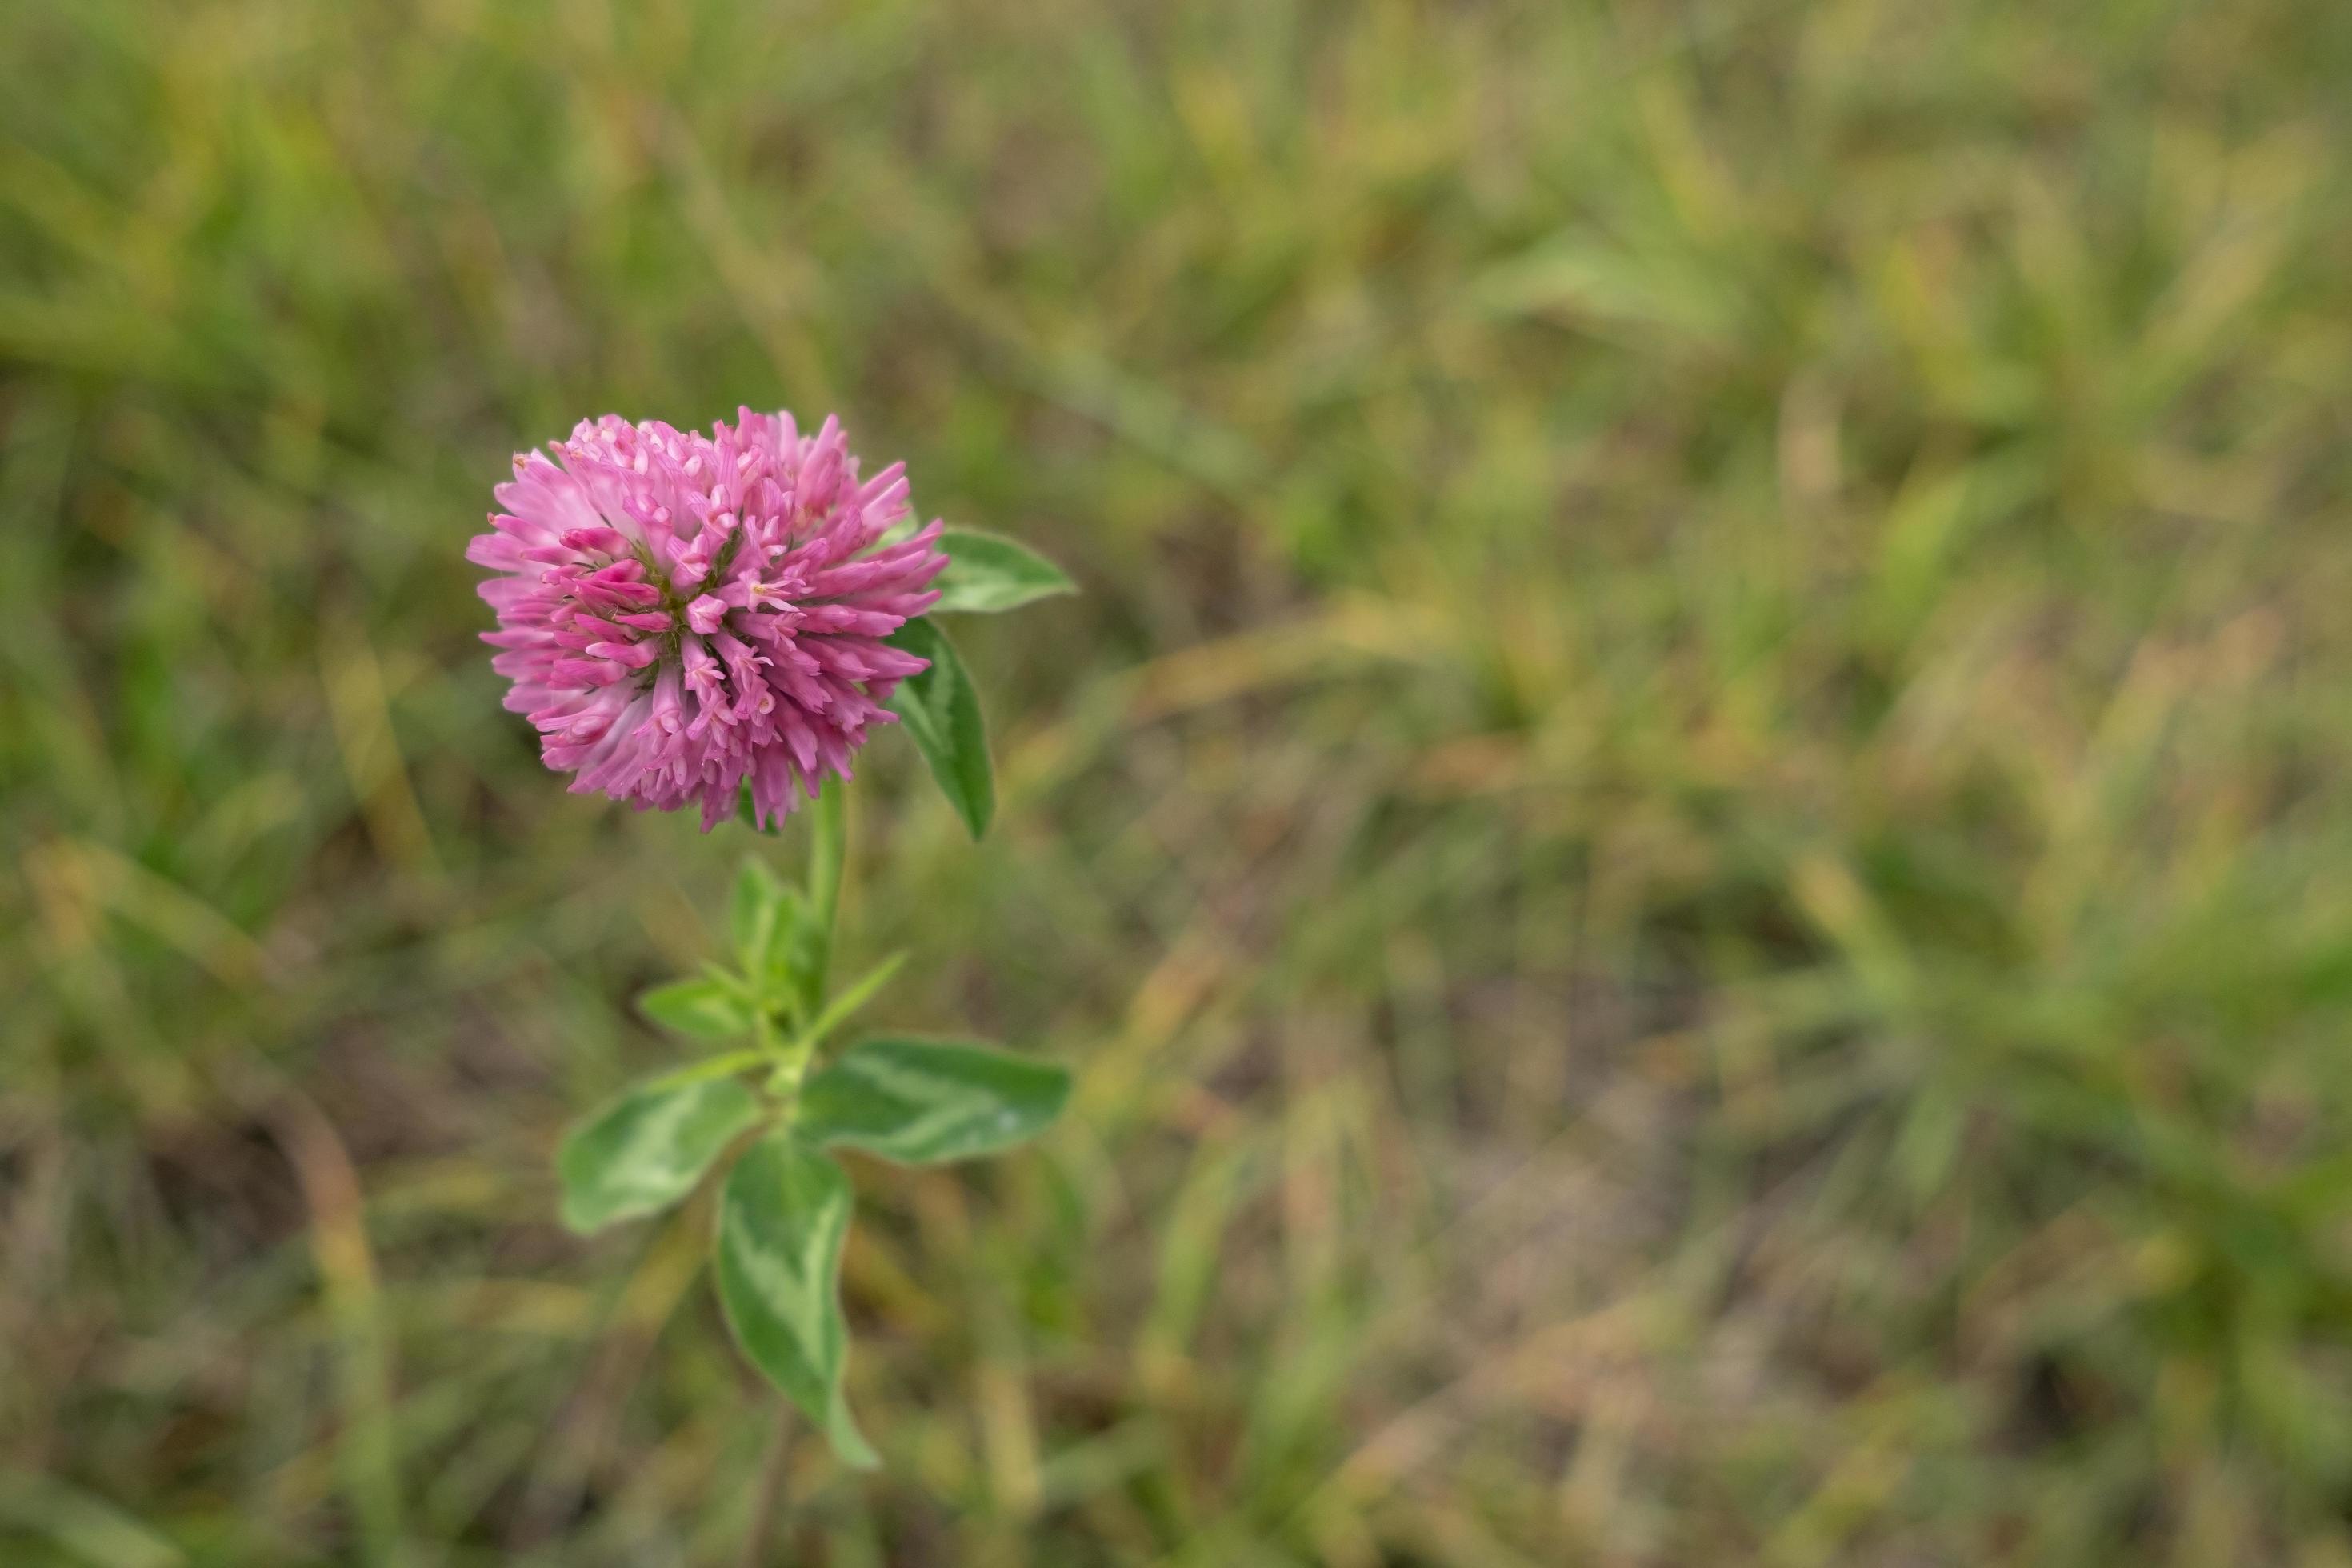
<box><xmin>797</xmin><ymin>1037</ymin><xmax>1070</xmax><ymax>1164</ymax></box>
<box><xmin>931</xmin><ymin>529</ymin><xmax>1076</xmax><ymax>614</ymax></box>
<box><xmin>558</xmin><ymin>1078</ymin><xmax>762</xmax><ymax>1234</ymax></box>
<box><xmin>713</xmin><ymin>1130</ymin><xmax>876</xmax><ymax>1466</ymax></box>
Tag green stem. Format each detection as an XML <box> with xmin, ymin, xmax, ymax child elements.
<box><xmin>766</xmin><ymin>776</ymin><xmax>848</xmax><ymax>1102</ymax></box>
<box><xmin>738</xmin><ymin>781</ymin><xmax>849</xmax><ymax>1558</ymax></box>
<box><xmin>802</xmin><ymin>777</ymin><xmax>846</xmax><ymax>1018</ymax></box>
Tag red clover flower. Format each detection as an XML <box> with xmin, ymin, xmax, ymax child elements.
<box><xmin>470</xmin><ymin>409</ymin><xmax>948</xmax><ymax>829</ymax></box>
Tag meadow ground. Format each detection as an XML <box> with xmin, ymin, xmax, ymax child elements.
<box><xmin>5</xmin><ymin>1</ymin><xmax>2352</xmax><ymax>1563</ymax></box>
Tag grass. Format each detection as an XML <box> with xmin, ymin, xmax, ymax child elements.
<box><xmin>4</xmin><ymin>0</ymin><xmax>2352</xmax><ymax>1562</ymax></box>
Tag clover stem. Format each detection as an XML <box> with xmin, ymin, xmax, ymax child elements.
<box><xmin>802</xmin><ymin>775</ymin><xmax>846</xmax><ymax>1019</ymax></box>
<box><xmin>762</xmin><ymin>1031</ymin><xmax>817</xmax><ymax>1102</ymax></box>
<box><xmin>736</xmin><ymin>789</ymin><xmax>849</xmax><ymax>1565</ymax></box>
<box><xmin>751</xmin><ymin>778</ymin><xmax>850</xmax><ymax>1105</ymax></box>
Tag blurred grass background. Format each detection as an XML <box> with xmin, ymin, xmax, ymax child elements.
<box><xmin>4</xmin><ymin>0</ymin><xmax>2352</xmax><ymax>1562</ymax></box>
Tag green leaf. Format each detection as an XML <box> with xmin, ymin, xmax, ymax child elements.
<box><xmin>794</xmin><ymin>951</ymin><xmax>906</xmax><ymax>1050</ymax></box>
<box><xmin>558</xmin><ymin>1078</ymin><xmax>762</xmax><ymax>1233</ymax></box>
<box><xmin>797</xmin><ymin>1037</ymin><xmax>1071</xmax><ymax>1164</ymax></box>
<box><xmin>638</xmin><ymin>975</ymin><xmax>756</xmax><ymax>1038</ymax></box>
<box><xmin>714</xmin><ymin>1131</ymin><xmax>877</xmax><ymax>1467</ymax></box>
<box><xmin>730</xmin><ymin>858</ymin><xmax>806</xmax><ymax>998</ymax></box>
<box><xmin>930</xmin><ymin>529</ymin><xmax>1077</xmax><ymax>614</ymax></box>
<box><xmin>886</xmin><ymin>617</ymin><xmax>994</xmax><ymax>840</ymax></box>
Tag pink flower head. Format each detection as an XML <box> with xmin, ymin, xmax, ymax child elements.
<box><xmin>470</xmin><ymin>409</ymin><xmax>946</xmax><ymax>829</ymax></box>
